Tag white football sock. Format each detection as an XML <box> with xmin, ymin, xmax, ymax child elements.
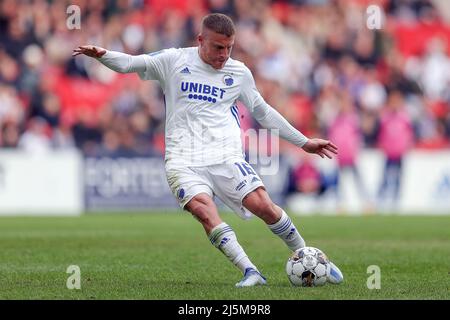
<box><xmin>209</xmin><ymin>222</ymin><xmax>258</xmax><ymax>274</ymax></box>
<box><xmin>268</xmin><ymin>210</ymin><xmax>305</xmax><ymax>251</ymax></box>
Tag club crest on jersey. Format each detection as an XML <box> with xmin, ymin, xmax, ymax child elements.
<box><xmin>223</xmin><ymin>74</ymin><xmax>233</xmax><ymax>86</ymax></box>
<box><xmin>181</xmin><ymin>81</ymin><xmax>226</xmax><ymax>104</ymax></box>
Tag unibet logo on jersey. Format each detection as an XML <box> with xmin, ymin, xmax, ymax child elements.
<box><xmin>181</xmin><ymin>82</ymin><xmax>226</xmax><ymax>104</ymax></box>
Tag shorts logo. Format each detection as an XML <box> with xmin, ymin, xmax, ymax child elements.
<box><xmin>235</xmin><ymin>180</ymin><xmax>247</xmax><ymax>191</ymax></box>
<box><xmin>178</xmin><ymin>188</ymin><xmax>185</xmax><ymax>199</ymax></box>
<box><xmin>223</xmin><ymin>74</ymin><xmax>233</xmax><ymax>86</ymax></box>
<box><xmin>251</xmin><ymin>176</ymin><xmax>260</xmax><ymax>184</ymax></box>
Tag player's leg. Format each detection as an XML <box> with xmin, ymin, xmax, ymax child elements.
<box><xmin>243</xmin><ymin>187</ymin><xmax>344</xmax><ymax>284</ymax></box>
<box><xmin>167</xmin><ymin>166</ymin><xmax>256</xmax><ymax>275</ymax></box>
<box><xmin>184</xmin><ymin>193</ymin><xmax>266</xmax><ymax>287</ymax></box>
<box><xmin>242</xmin><ymin>187</ymin><xmax>306</xmax><ymax>251</ymax></box>
<box><xmin>205</xmin><ymin>160</ymin><xmax>305</xmax><ymax>252</ymax></box>
<box><xmin>184</xmin><ymin>193</ymin><xmax>222</xmax><ymax>234</ymax></box>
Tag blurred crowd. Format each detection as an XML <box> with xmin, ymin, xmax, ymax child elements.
<box><xmin>1</xmin><ymin>0</ymin><xmax>450</xmax><ymax>200</ymax></box>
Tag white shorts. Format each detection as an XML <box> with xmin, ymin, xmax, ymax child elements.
<box><xmin>165</xmin><ymin>159</ymin><xmax>265</xmax><ymax>220</ymax></box>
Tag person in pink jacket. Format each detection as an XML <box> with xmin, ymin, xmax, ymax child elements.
<box><xmin>377</xmin><ymin>90</ymin><xmax>414</xmax><ymax>210</ymax></box>
<box><xmin>328</xmin><ymin>93</ymin><xmax>369</xmax><ymax>210</ymax></box>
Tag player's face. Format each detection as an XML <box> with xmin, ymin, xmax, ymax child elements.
<box><xmin>198</xmin><ymin>29</ymin><xmax>234</xmax><ymax>70</ymax></box>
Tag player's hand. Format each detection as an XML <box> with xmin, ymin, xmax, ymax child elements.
<box><xmin>72</xmin><ymin>45</ymin><xmax>107</xmax><ymax>58</ymax></box>
<box><xmin>302</xmin><ymin>138</ymin><xmax>338</xmax><ymax>159</ymax></box>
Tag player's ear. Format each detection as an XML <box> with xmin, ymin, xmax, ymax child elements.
<box><xmin>198</xmin><ymin>33</ymin><xmax>203</xmax><ymax>46</ymax></box>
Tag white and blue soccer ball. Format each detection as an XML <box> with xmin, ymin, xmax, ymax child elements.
<box><xmin>286</xmin><ymin>246</ymin><xmax>330</xmax><ymax>287</ymax></box>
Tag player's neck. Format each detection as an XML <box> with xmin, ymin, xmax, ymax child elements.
<box><xmin>197</xmin><ymin>47</ymin><xmax>221</xmax><ymax>70</ymax></box>
<box><xmin>197</xmin><ymin>48</ymin><xmax>211</xmax><ymax>67</ymax></box>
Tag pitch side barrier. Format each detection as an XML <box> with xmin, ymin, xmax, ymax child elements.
<box><xmin>287</xmin><ymin>149</ymin><xmax>450</xmax><ymax>215</ymax></box>
<box><xmin>0</xmin><ymin>150</ymin><xmax>82</xmax><ymax>216</ymax></box>
<box><xmin>0</xmin><ymin>150</ymin><xmax>448</xmax><ymax>215</ymax></box>
<box><xmin>84</xmin><ymin>155</ymin><xmax>177</xmax><ymax>211</ymax></box>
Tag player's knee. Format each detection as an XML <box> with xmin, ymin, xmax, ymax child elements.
<box><xmin>187</xmin><ymin>201</ymin><xmax>207</xmax><ymax>220</ymax></box>
<box><xmin>186</xmin><ymin>194</ymin><xmax>211</xmax><ymax>213</ymax></box>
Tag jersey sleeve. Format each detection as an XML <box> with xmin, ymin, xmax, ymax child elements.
<box><xmin>137</xmin><ymin>48</ymin><xmax>179</xmax><ymax>85</ymax></box>
<box><xmin>238</xmin><ymin>66</ymin><xmax>266</xmax><ymax>113</ymax></box>
<box><xmin>238</xmin><ymin>65</ymin><xmax>309</xmax><ymax>148</ymax></box>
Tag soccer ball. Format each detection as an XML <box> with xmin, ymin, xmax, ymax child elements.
<box><xmin>286</xmin><ymin>246</ymin><xmax>330</xmax><ymax>287</ymax></box>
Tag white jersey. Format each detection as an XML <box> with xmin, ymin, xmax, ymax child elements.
<box><xmin>137</xmin><ymin>47</ymin><xmax>264</xmax><ymax>167</ymax></box>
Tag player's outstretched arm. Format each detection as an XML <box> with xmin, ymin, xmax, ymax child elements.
<box><xmin>252</xmin><ymin>104</ymin><xmax>338</xmax><ymax>159</ymax></box>
<box><xmin>72</xmin><ymin>45</ymin><xmax>147</xmax><ymax>74</ymax></box>
<box><xmin>240</xmin><ymin>67</ymin><xmax>337</xmax><ymax>160</ymax></box>
<box><xmin>72</xmin><ymin>45</ymin><xmax>107</xmax><ymax>58</ymax></box>
<box><xmin>302</xmin><ymin>138</ymin><xmax>338</xmax><ymax>159</ymax></box>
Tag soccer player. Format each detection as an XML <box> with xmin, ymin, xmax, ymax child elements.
<box><xmin>73</xmin><ymin>13</ymin><xmax>343</xmax><ymax>287</ymax></box>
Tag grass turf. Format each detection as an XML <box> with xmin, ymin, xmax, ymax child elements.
<box><xmin>0</xmin><ymin>212</ymin><xmax>449</xmax><ymax>300</ymax></box>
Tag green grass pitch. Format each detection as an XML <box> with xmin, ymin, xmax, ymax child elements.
<box><xmin>0</xmin><ymin>212</ymin><xmax>449</xmax><ymax>299</ymax></box>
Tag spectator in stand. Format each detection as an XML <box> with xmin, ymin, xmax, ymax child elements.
<box><xmin>1</xmin><ymin>120</ymin><xmax>20</xmax><ymax>148</ymax></box>
<box><xmin>52</xmin><ymin>120</ymin><xmax>76</xmax><ymax>149</ymax></box>
<box><xmin>0</xmin><ymin>0</ymin><xmax>450</xmax><ymax>212</ymax></box>
<box><xmin>377</xmin><ymin>90</ymin><xmax>414</xmax><ymax>211</ymax></box>
<box><xmin>328</xmin><ymin>91</ymin><xmax>371</xmax><ymax>211</ymax></box>
<box><xmin>18</xmin><ymin>117</ymin><xmax>52</xmax><ymax>153</ymax></box>
<box><xmin>290</xmin><ymin>154</ymin><xmax>323</xmax><ymax>196</ymax></box>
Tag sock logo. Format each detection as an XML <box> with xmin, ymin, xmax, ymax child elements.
<box><xmin>220</xmin><ymin>237</ymin><xmax>230</xmax><ymax>247</ymax></box>
<box><xmin>286</xmin><ymin>228</ymin><xmax>296</xmax><ymax>240</ymax></box>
